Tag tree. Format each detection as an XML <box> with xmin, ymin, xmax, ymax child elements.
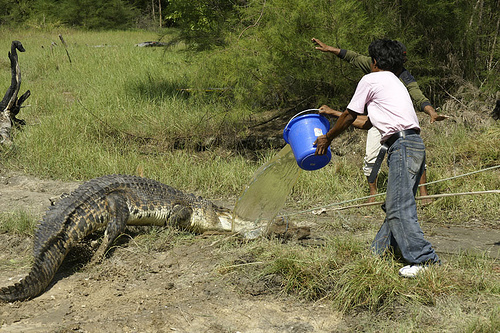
<box><xmin>164</xmin><ymin>0</ymin><xmax>241</xmax><ymax>48</ymax></box>
<box><xmin>1</xmin><ymin>41</ymin><xmax>30</xmax><ymax>147</ymax></box>
<box><xmin>179</xmin><ymin>0</ymin><xmax>499</xmax><ymax>109</ymax></box>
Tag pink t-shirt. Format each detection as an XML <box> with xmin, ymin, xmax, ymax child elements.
<box><xmin>347</xmin><ymin>71</ymin><xmax>420</xmax><ymax>143</ymax></box>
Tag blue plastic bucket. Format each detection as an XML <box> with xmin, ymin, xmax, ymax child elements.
<box><xmin>283</xmin><ymin>109</ymin><xmax>332</xmax><ymax>171</ymax></box>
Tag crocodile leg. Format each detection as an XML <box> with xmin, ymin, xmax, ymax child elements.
<box><xmin>169</xmin><ymin>203</ymin><xmax>194</xmax><ymax>230</ymax></box>
<box><xmin>92</xmin><ymin>192</ymin><xmax>130</xmax><ymax>263</ymax></box>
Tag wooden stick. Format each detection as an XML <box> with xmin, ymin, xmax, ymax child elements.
<box><xmin>59</xmin><ymin>34</ymin><xmax>72</xmax><ymax>63</ymax></box>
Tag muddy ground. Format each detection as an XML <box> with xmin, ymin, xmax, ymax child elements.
<box><xmin>0</xmin><ymin>171</ymin><xmax>498</xmax><ymax>332</ymax></box>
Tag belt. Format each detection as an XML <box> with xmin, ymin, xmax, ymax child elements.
<box><xmin>367</xmin><ymin>129</ymin><xmax>420</xmax><ymax>183</ymax></box>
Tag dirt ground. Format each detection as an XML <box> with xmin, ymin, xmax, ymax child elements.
<box><xmin>0</xmin><ymin>171</ymin><xmax>498</xmax><ymax>333</ymax></box>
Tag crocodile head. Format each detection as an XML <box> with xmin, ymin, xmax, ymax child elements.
<box><xmin>188</xmin><ymin>199</ymin><xmax>234</xmax><ymax>233</ymax></box>
<box><xmin>187</xmin><ymin>197</ymin><xmax>269</xmax><ymax>239</ymax></box>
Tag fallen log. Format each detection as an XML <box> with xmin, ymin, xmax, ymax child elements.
<box><xmin>0</xmin><ymin>40</ymin><xmax>30</xmax><ymax>147</ymax></box>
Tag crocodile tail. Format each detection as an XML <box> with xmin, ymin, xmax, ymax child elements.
<box><xmin>0</xmin><ymin>236</ymin><xmax>68</xmax><ymax>302</ymax></box>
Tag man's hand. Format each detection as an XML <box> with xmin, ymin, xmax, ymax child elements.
<box><xmin>319</xmin><ymin>105</ymin><xmax>343</xmax><ymax>118</ymax></box>
<box><xmin>430</xmin><ymin>113</ymin><xmax>449</xmax><ymax>123</ymax></box>
<box><xmin>424</xmin><ymin>105</ymin><xmax>449</xmax><ymax>123</ymax></box>
<box><xmin>314</xmin><ymin>109</ymin><xmax>357</xmax><ymax>156</ymax></box>
<box><xmin>311</xmin><ymin>38</ymin><xmax>339</xmax><ymax>55</ymax></box>
<box><xmin>314</xmin><ymin>134</ymin><xmax>331</xmax><ymax>156</ymax></box>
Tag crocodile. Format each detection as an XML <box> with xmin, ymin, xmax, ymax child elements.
<box><xmin>0</xmin><ymin>174</ymin><xmax>236</xmax><ymax>302</ymax></box>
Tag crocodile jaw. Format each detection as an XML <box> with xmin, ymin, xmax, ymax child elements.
<box><xmin>189</xmin><ymin>206</ymin><xmax>234</xmax><ymax>232</ymax></box>
<box><xmin>216</xmin><ymin>212</ymin><xmax>234</xmax><ymax>231</ymax></box>
<box><xmin>215</xmin><ymin>213</ymin><xmax>267</xmax><ymax>239</ymax></box>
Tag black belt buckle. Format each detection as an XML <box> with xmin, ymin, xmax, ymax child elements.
<box><xmin>385</xmin><ymin>129</ymin><xmax>419</xmax><ymax>148</ymax></box>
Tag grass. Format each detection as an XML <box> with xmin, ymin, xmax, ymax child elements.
<box><xmin>0</xmin><ymin>210</ymin><xmax>38</xmax><ymax>236</ymax></box>
<box><xmin>1</xmin><ymin>28</ymin><xmax>259</xmax><ymax>194</ymax></box>
<box><xmin>219</xmin><ymin>235</ymin><xmax>498</xmax><ymax>308</ymax></box>
<box><xmin>0</xmin><ymin>28</ymin><xmax>499</xmax><ymax>331</ymax></box>
<box><xmin>215</xmin><ymin>230</ymin><xmax>499</xmax><ymax>331</ymax></box>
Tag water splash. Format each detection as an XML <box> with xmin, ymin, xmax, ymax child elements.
<box><xmin>233</xmin><ymin>145</ymin><xmax>301</xmax><ymax>238</ymax></box>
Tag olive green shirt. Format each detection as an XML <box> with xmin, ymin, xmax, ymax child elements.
<box><xmin>339</xmin><ymin>49</ymin><xmax>432</xmax><ymax>112</ymax></box>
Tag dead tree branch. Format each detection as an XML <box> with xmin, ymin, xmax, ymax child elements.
<box><xmin>58</xmin><ymin>34</ymin><xmax>72</xmax><ymax>63</ymax></box>
<box><xmin>0</xmin><ymin>41</ymin><xmax>30</xmax><ymax>147</ymax></box>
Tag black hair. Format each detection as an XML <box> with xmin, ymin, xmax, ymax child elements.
<box><xmin>368</xmin><ymin>39</ymin><xmax>405</xmax><ymax>73</ymax></box>
<box><xmin>397</xmin><ymin>41</ymin><xmax>407</xmax><ymax>55</ymax></box>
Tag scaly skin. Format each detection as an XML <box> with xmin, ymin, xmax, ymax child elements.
<box><xmin>0</xmin><ymin>174</ymin><xmax>233</xmax><ymax>302</ymax></box>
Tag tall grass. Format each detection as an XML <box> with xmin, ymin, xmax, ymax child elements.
<box><xmin>0</xmin><ymin>29</ymin><xmax>255</xmax><ymax>195</ymax></box>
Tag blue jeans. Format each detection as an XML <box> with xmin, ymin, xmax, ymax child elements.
<box><xmin>371</xmin><ymin>134</ymin><xmax>439</xmax><ymax>264</ymax></box>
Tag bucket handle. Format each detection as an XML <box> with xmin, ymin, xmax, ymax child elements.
<box><xmin>284</xmin><ymin>108</ymin><xmax>321</xmax><ymax>130</ymax></box>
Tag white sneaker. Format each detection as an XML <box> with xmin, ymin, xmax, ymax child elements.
<box><xmin>399</xmin><ymin>264</ymin><xmax>429</xmax><ymax>278</ymax></box>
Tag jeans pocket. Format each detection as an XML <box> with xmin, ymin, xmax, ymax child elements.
<box><xmin>406</xmin><ymin>146</ymin><xmax>425</xmax><ymax>176</ymax></box>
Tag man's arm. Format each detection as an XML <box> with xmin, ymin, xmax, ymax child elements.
<box><xmin>312</xmin><ymin>38</ymin><xmax>372</xmax><ymax>74</ymax></box>
<box><xmin>399</xmin><ymin>70</ymin><xmax>449</xmax><ymax>123</ymax></box>
<box><xmin>318</xmin><ymin>105</ymin><xmax>371</xmax><ymax>129</ymax></box>
<box><xmin>314</xmin><ymin>109</ymin><xmax>358</xmax><ymax>156</ymax></box>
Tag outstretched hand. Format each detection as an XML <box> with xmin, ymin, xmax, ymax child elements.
<box><xmin>429</xmin><ymin>113</ymin><xmax>449</xmax><ymax>123</ymax></box>
<box><xmin>424</xmin><ymin>105</ymin><xmax>449</xmax><ymax>124</ymax></box>
<box><xmin>312</xmin><ymin>38</ymin><xmax>329</xmax><ymax>52</ymax></box>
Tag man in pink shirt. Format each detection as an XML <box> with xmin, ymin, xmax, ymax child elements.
<box><xmin>314</xmin><ymin>39</ymin><xmax>440</xmax><ymax>277</ymax></box>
